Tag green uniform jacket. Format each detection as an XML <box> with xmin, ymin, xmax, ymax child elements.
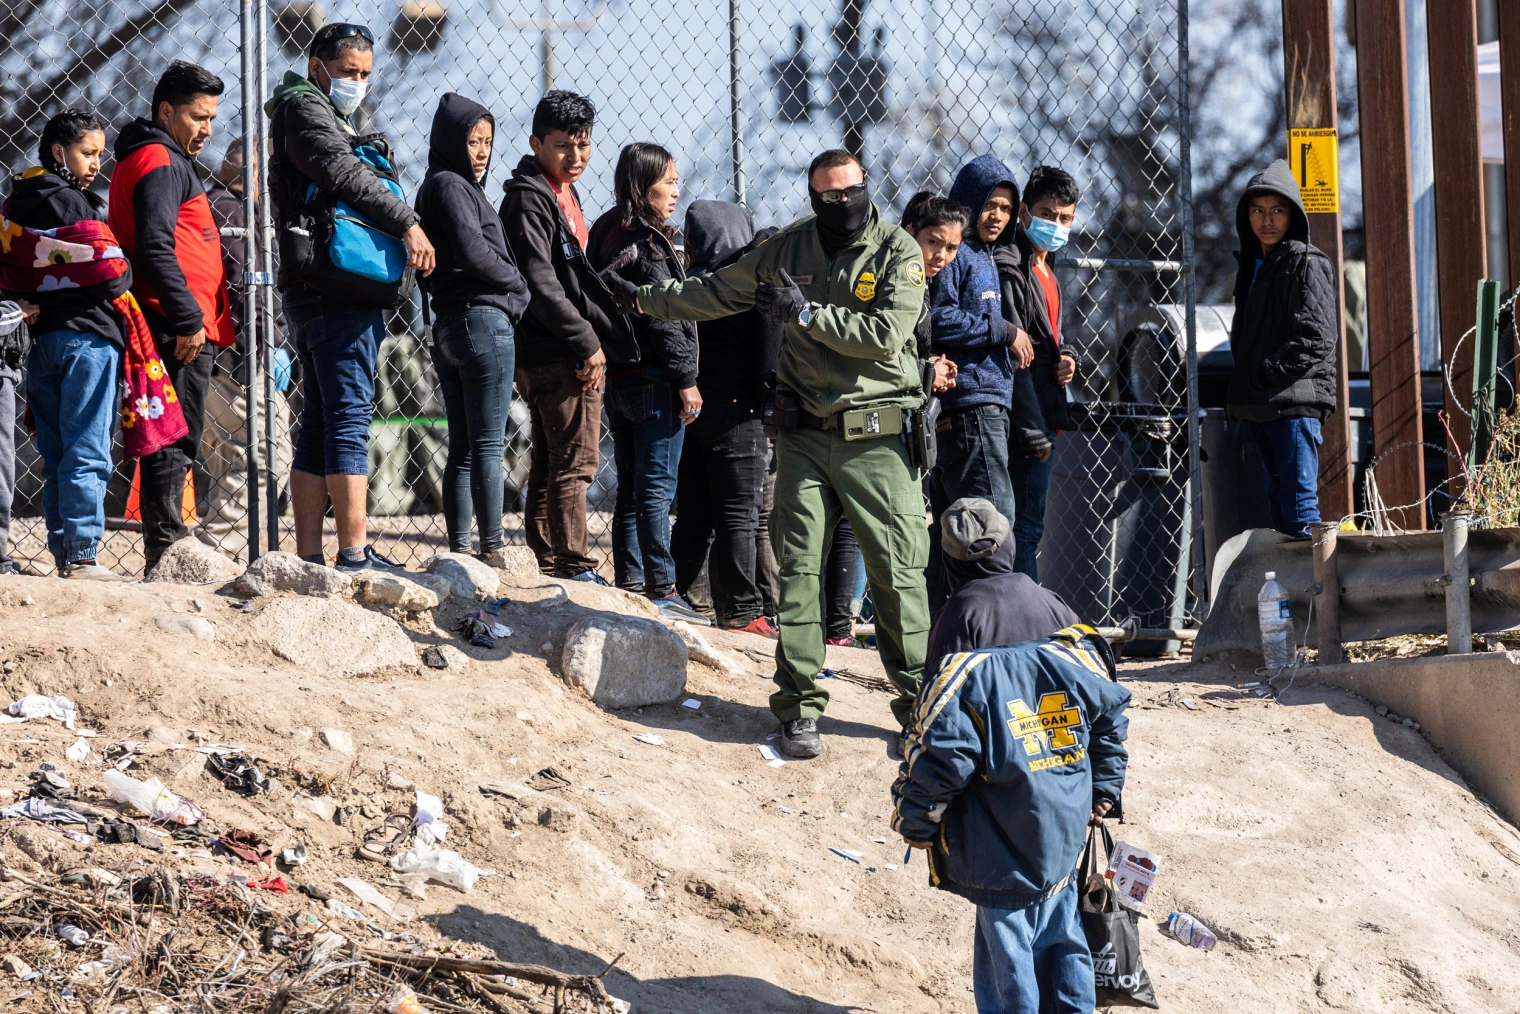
<box><xmin>637</xmin><ymin>204</ymin><xmax>927</xmax><ymax>419</ymax></box>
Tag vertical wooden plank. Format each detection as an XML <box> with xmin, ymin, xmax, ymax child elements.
<box><xmin>1282</xmin><ymin>0</ymin><xmax>1354</xmax><ymax>520</ymax></box>
<box><xmin>1428</xmin><ymin>0</ymin><xmax>1488</xmax><ymax>460</ymax></box>
<box><xmin>1499</xmin><ymin>0</ymin><xmax>1520</xmax><ymax>290</ymax></box>
<box><xmin>1355</xmin><ymin>0</ymin><xmax>1427</xmax><ymax>530</ymax></box>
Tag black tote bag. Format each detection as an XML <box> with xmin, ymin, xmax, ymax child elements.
<box><xmin>1079</xmin><ymin>824</ymin><xmax>1160</xmax><ymax>1008</ymax></box>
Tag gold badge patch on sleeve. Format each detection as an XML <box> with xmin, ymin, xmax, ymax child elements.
<box><xmin>853</xmin><ymin>271</ymin><xmax>877</xmax><ymax>301</ymax></box>
<box><xmin>906</xmin><ymin>260</ymin><xmax>925</xmax><ymax>286</ymax></box>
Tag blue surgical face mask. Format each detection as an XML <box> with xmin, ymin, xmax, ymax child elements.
<box><xmin>327</xmin><ymin>76</ymin><xmax>367</xmax><ymax>117</ymax></box>
<box><xmin>1024</xmin><ymin>215</ymin><xmax>1070</xmax><ymax>252</ymax></box>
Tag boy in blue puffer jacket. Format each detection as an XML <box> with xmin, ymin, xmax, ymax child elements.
<box><xmin>894</xmin><ymin>616</ymin><xmax>1130</xmax><ymax>1014</ymax></box>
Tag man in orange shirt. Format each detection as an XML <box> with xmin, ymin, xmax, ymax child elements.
<box><xmin>992</xmin><ymin>167</ymin><xmax>1081</xmax><ymax>581</ymax></box>
<box><xmin>109</xmin><ymin>61</ymin><xmax>235</xmax><ymax>572</ymax></box>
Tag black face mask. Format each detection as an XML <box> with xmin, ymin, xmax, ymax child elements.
<box><xmin>810</xmin><ymin>187</ymin><xmax>871</xmax><ymax>254</ymax></box>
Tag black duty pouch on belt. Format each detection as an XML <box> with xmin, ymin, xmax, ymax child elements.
<box><xmin>763</xmin><ymin>380</ymin><xmax>799</xmax><ymax>437</ymax></box>
<box><xmin>906</xmin><ymin>397</ymin><xmax>941</xmax><ymax>471</ymax></box>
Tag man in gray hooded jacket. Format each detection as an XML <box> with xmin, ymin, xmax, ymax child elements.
<box><xmin>1226</xmin><ymin>159</ymin><xmax>1338</xmax><ymax>538</ymax></box>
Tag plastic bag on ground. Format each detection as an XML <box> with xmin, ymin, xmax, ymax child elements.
<box><xmin>389</xmin><ymin>844</ymin><xmax>482</xmax><ymax>894</ymax></box>
<box><xmin>337</xmin><ymin>877</ymin><xmax>416</xmax><ymax>921</ymax></box>
<box><xmin>103</xmin><ymin>769</ymin><xmax>203</xmax><ymax>825</ymax></box>
<box><xmin>8</xmin><ymin>694</ymin><xmax>77</xmax><ymax>728</ymax></box>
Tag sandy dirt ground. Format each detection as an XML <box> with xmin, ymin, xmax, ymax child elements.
<box><xmin>0</xmin><ymin>563</ymin><xmax>1516</xmax><ymax>1013</ymax></box>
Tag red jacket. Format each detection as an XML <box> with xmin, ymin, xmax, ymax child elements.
<box><xmin>107</xmin><ymin>118</ymin><xmax>233</xmax><ymax>346</ymax></box>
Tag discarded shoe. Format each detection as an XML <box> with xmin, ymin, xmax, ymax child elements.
<box><xmin>779</xmin><ymin>718</ymin><xmax>822</xmax><ymax>759</ymax></box>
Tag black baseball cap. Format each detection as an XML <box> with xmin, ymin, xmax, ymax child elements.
<box><xmin>308</xmin><ymin>22</ymin><xmax>374</xmax><ymax>59</ymax></box>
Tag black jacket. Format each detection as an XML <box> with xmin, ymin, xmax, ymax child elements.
<box><xmin>0</xmin><ymin>170</ymin><xmax>126</xmax><ymax>347</ymax></box>
<box><xmin>266</xmin><ymin>74</ymin><xmax>419</xmax><ymax>292</ymax></box>
<box><xmin>1226</xmin><ymin>159</ymin><xmax>1338</xmax><ymax>421</ymax></box>
<box><xmin>415</xmin><ymin>94</ymin><xmax>529</xmax><ymax>323</ymax></box>
<box><xmin>681</xmin><ymin>200</ymin><xmax>776</xmax><ymax>420</ymax></box>
<box><xmin>499</xmin><ymin>154</ymin><xmax>635</xmax><ymax>370</ymax></box>
<box><xmin>588</xmin><ymin>210</ymin><xmax>698</xmax><ymax>388</ymax></box>
<box><xmin>926</xmin><ymin>537</ymin><xmax>1079</xmax><ymax>666</ymax></box>
<box><xmin>994</xmin><ymin>236</ymin><xmax>1080</xmax><ymax>432</ymax></box>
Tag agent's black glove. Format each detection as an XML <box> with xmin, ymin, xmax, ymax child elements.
<box><xmin>754</xmin><ymin>269</ymin><xmax>807</xmax><ymax>326</ymax></box>
<box><xmin>601</xmin><ymin>266</ymin><xmax>640</xmax><ymax>315</ymax></box>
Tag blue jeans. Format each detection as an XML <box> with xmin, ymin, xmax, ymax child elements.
<box><xmin>26</xmin><ymin>330</ymin><xmax>121</xmax><ymax>567</ymax></box>
<box><xmin>928</xmin><ymin>405</ymin><xmax>1016</xmax><ymax>608</ymax></box>
<box><xmin>433</xmin><ymin>306</ymin><xmax>515</xmax><ymax>554</ymax></box>
<box><xmin>608</xmin><ymin>372</ymin><xmax>684</xmax><ymax>596</ymax></box>
<box><xmin>1009</xmin><ymin>434</ymin><xmax>1058</xmax><ymax>580</ymax></box>
<box><xmin>283</xmin><ymin>285</ymin><xmax>382</xmax><ymax>476</ymax></box>
<box><xmin>973</xmin><ymin>882</ymin><xmax>1095</xmax><ymax>1014</ymax></box>
<box><xmin>1245</xmin><ymin>417</ymin><xmax>1322</xmax><ymax>537</ymax></box>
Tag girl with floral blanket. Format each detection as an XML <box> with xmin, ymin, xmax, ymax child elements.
<box><xmin>0</xmin><ymin>109</ymin><xmax>188</xmax><ymax>580</ymax></box>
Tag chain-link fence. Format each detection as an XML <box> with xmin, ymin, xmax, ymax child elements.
<box><xmin>1</xmin><ymin>0</ymin><xmax>1195</xmax><ymax>632</ymax></box>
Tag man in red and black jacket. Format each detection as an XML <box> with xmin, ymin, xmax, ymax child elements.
<box><xmin>108</xmin><ymin>60</ymin><xmax>234</xmax><ymax>572</ymax></box>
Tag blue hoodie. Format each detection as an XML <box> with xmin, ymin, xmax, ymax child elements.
<box><xmin>893</xmin><ymin>626</ymin><xmax>1130</xmax><ymax>909</ymax></box>
<box><xmin>931</xmin><ymin>155</ymin><xmax>1021</xmax><ymax>413</ymax></box>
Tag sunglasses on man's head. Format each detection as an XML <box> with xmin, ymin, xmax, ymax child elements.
<box><xmin>812</xmin><ymin>183</ymin><xmax>867</xmax><ymax>204</ymax></box>
<box><xmin>309</xmin><ymin>22</ymin><xmax>375</xmax><ymax>56</ymax></box>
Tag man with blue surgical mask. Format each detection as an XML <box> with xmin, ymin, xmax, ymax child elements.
<box><xmin>992</xmin><ymin>166</ymin><xmax>1083</xmax><ymax>581</ymax></box>
<box><xmin>265</xmin><ymin>22</ymin><xmax>435</xmax><ymax>572</ymax></box>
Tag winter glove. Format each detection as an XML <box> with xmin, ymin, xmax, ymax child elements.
<box><xmin>599</xmin><ymin>244</ymin><xmax>642</xmax><ymax>315</ymax></box>
<box><xmin>754</xmin><ymin>269</ymin><xmax>807</xmax><ymax>326</ymax></box>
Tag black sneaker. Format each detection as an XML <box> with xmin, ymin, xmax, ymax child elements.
<box><xmin>779</xmin><ymin>718</ymin><xmax>822</xmax><ymax>759</ymax></box>
<box><xmin>335</xmin><ymin>545</ymin><xmax>404</xmax><ymax>573</ymax></box>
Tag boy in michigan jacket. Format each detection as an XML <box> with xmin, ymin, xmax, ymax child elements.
<box><xmin>894</xmin><ymin>625</ymin><xmax>1130</xmax><ymax>1014</ymax></box>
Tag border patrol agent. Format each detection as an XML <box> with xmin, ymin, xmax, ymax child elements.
<box><xmin>610</xmin><ymin>149</ymin><xmax>929</xmax><ymax>759</ymax></box>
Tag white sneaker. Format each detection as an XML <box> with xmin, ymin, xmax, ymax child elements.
<box><xmin>61</xmin><ymin>561</ymin><xmax>127</xmax><ymax>582</ymax></box>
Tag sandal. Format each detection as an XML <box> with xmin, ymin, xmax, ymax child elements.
<box><xmin>357</xmin><ymin>814</ymin><xmax>412</xmax><ymax>863</ymax></box>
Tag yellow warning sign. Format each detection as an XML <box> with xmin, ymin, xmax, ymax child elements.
<box><xmin>1288</xmin><ymin>127</ymin><xmax>1340</xmax><ymax>214</ymax></box>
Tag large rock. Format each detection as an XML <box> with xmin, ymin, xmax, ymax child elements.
<box><xmin>423</xmin><ymin>553</ymin><xmax>499</xmax><ymax>600</ymax></box>
<box><xmin>251</xmin><ymin>597</ymin><xmax>417</xmax><ymax>676</ymax></box>
<box><xmin>236</xmin><ymin>552</ymin><xmax>352</xmax><ymax>598</ymax></box>
<box><xmin>146</xmin><ymin>539</ymin><xmax>241</xmax><ymax>585</ymax></box>
<box><xmin>350</xmin><ymin>572</ymin><xmax>440</xmax><ymax>613</ymax></box>
<box><xmin>560</xmin><ymin>614</ymin><xmax>687</xmax><ymax>709</ymax></box>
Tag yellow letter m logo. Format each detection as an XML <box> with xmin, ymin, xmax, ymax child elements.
<box><xmin>1007</xmin><ymin>693</ymin><xmax>1082</xmax><ymax>755</ymax></box>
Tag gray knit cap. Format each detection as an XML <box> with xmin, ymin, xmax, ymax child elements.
<box><xmin>941</xmin><ymin>498</ymin><xmax>1011</xmax><ymax>561</ymax></box>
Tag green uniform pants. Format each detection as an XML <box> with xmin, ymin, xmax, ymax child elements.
<box><xmin>770</xmin><ymin>426</ymin><xmax>931</xmax><ymax>727</ymax></box>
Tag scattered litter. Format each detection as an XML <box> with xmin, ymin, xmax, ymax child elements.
<box><xmin>828</xmin><ymin>846</ymin><xmax>865</xmax><ymax>866</ymax></box>
<box><xmin>390</xmin><ymin>841</ymin><xmax>483</xmax><ymax>895</ymax></box>
<box><xmin>765</xmin><ymin>732</ymin><xmax>778</xmax><ymax>741</ymax></box>
<box><xmin>7</xmin><ymin>694</ymin><xmax>77</xmax><ymax>728</ymax></box>
<box><xmin>281</xmin><ymin>846</ymin><xmax>308</xmax><ymax>866</ymax></box>
<box><xmin>97</xmin><ymin>820</ymin><xmax>163</xmax><ymax>850</ymax></box>
<box><xmin>632</xmin><ymin>733</ymin><xmax>664</xmax><ymax>746</ymax></box>
<box><xmin>231</xmin><ymin>599</ymin><xmax>252</xmax><ymax>611</ymax></box>
<box><xmin>217</xmin><ymin>828</ymin><xmax>273</xmax><ymax>866</ymax></box>
<box><xmin>1165</xmin><ymin>911</ymin><xmax>1217</xmax><ymax>951</ymax></box>
<box><xmin>1237</xmin><ymin>681</ymin><xmax>1261</xmax><ymax>689</ymax></box>
<box><xmin>103</xmin><ymin>769</ymin><xmax>203</xmax><ymax>824</ymax></box>
<box><xmin>682</xmin><ymin>698</ymin><xmax>702</xmax><ymax>710</ymax></box>
<box><xmin>527</xmin><ymin>767</ymin><xmax>571</xmax><ymax>792</ymax></box>
<box><xmin>75</xmin><ymin>729</ymin><xmax>98</xmax><ymax>738</ymax></box>
<box><xmin>325</xmin><ymin>897</ymin><xmax>367</xmax><ymax>921</ymax></box>
<box><xmin>56</xmin><ymin>925</ymin><xmax>89</xmax><ymax>947</ymax></box>
<box><xmin>1181</xmin><ymin>698</ymin><xmax>1198</xmax><ymax>711</ymax></box>
<box><xmin>766</xmin><ymin>759</ymin><xmax>786</xmax><ymax>768</ymax></box>
<box><xmin>194</xmin><ymin>743</ymin><xmax>247</xmax><ymax>756</ymax></box>
<box><xmin>413</xmin><ymin>791</ymin><xmax>447</xmax><ymax>835</ymax></box>
<box><xmin>457</xmin><ymin>611</ymin><xmax>499</xmax><ymax>649</ymax></box>
<box><xmin>63</xmin><ymin>738</ymin><xmax>89</xmax><ymax>762</ymax></box>
<box><xmin>758</xmin><ymin>744</ymin><xmax>782</xmax><ymax>762</ymax></box>
<box><xmin>779</xmin><ymin>805</ymin><xmax>795</xmax><ymax>813</ymax></box>
<box><xmin>337</xmin><ymin>878</ymin><xmax>416</xmax><ymax>921</ymax></box>
<box><xmin>871</xmin><ymin>837</ymin><xmax>887</xmax><ymax>844</ymax></box>
<box><xmin>27</xmin><ymin>762</ymin><xmax>74</xmax><ymax>799</ymax></box>
<box><xmin>2</xmin><ymin>797</ymin><xmax>93</xmax><ymax>824</ymax></box>
<box><xmin>491</xmin><ymin>621</ymin><xmax>512</xmax><ymax>638</ymax></box>
<box><xmin>205</xmin><ymin>752</ymin><xmax>270</xmax><ymax>796</ymax></box>
<box><xmin>248</xmin><ymin>876</ymin><xmax>288</xmax><ymax>893</ymax></box>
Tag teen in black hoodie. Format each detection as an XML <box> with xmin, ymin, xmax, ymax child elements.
<box><xmin>1226</xmin><ymin>159</ymin><xmax>1337</xmax><ymax>537</ymax></box>
<box><xmin>416</xmin><ymin>93</ymin><xmax>529</xmax><ymax>563</ymax></box>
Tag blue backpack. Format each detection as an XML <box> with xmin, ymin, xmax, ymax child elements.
<box><xmin>280</xmin><ymin>133</ymin><xmax>414</xmax><ymax>309</ymax></box>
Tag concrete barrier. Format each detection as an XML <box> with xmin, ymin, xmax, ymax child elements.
<box><xmin>1310</xmin><ymin>652</ymin><xmax>1520</xmax><ymax>824</ymax></box>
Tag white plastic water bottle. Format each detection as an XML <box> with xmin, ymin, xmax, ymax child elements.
<box><xmin>1257</xmin><ymin>570</ymin><xmax>1292</xmax><ymax>668</ymax></box>
<box><xmin>1166</xmin><ymin>911</ymin><xmax>1217</xmax><ymax>951</ymax></box>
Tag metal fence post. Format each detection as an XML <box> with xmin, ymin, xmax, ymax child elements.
<box><xmin>729</xmin><ymin>0</ymin><xmax>747</xmax><ymax>205</ymax></box>
<box><xmin>257</xmin><ymin>0</ymin><xmax>279</xmax><ymax>554</ymax></box>
<box><xmin>1443</xmin><ymin>510</ymin><xmax>1472</xmax><ymax>653</ymax></box>
<box><xmin>239</xmin><ymin>0</ymin><xmax>262</xmax><ymax>562</ymax></box>
<box><xmin>1179</xmin><ymin>0</ymin><xmax>1203</xmax><ymax>620</ymax></box>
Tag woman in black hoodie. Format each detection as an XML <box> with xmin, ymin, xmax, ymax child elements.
<box><xmin>587</xmin><ymin>143</ymin><xmax>703</xmax><ymax>619</ymax></box>
<box><xmin>0</xmin><ymin>110</ymin><xmax>130</xmax><ymax>580</ymax></box>
<box><xmin>416</xmin><ymin>93</ymin><xmax>529</xmax><ymax>566</ymax></box>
